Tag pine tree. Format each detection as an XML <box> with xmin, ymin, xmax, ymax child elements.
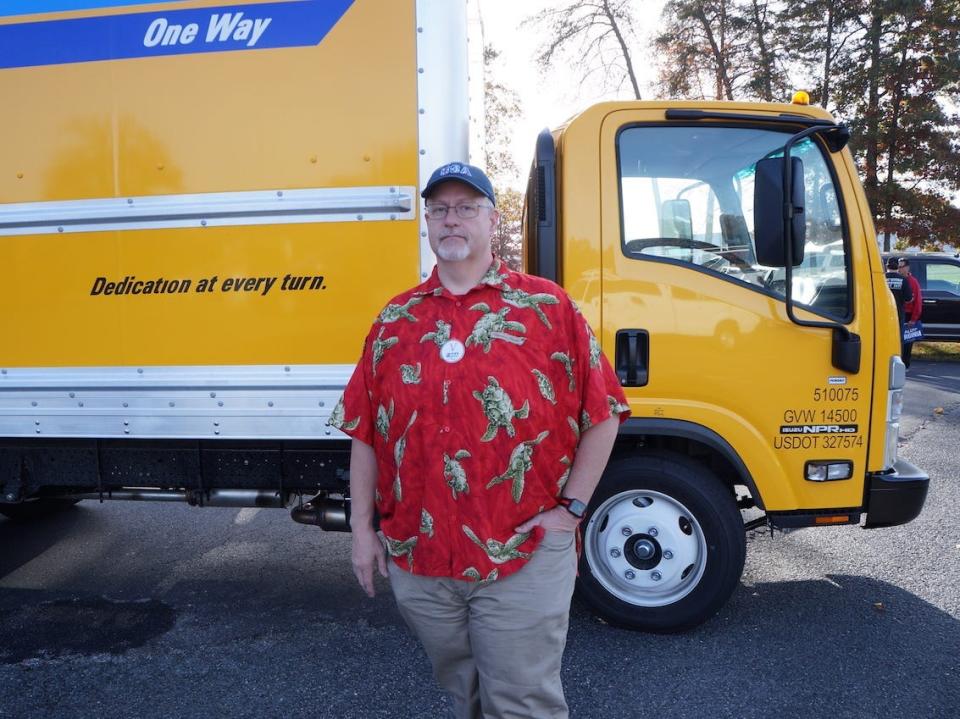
<box><xmin>829</xmin><ymin>0</ymin><xmax>960</xmax><ymax>249</ymax></box>
<box><xmin>656</xmin><ymin>0</ymin><xmax>749</xmax><ymax>100</ymax></box>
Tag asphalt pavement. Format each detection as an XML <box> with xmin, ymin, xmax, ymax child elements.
<box><xmin>0</xmin><ymin>360</ymin><xmax>958</xmax><ymax>719</ymax></box>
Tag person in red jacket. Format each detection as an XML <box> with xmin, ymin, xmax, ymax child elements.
<box><xmin>898</xmin><ymin>257</ymin><xmax>923</xmax><ymax>367</ymax></box>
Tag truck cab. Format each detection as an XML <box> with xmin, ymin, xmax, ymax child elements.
<box><xmin>526</xmin><ymin>100</ymin><xmax>929</xmax><ymax>630</ymax></box>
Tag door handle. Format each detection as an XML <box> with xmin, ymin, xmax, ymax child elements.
<box><xmin>615</xmin><ymin>330</ymin><xmax>649</xmax><ymax>387</ymax></box>
<box><xmin>923</xmin><ymin>299</ymin><xmax>936</xmax><ymax>304</ymax></box>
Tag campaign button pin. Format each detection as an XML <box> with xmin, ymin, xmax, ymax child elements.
<box><xmin>440</xmin><ymin>339</ymin><xmax>466</xmax><ymax>363</ymax></box>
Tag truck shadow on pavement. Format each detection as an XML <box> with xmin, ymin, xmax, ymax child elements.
<box><xmin>566</xmin><ymin>574</ymin><xmax>958</xmax><ymax>716</ymax></box>
<box><xmin>0</xmin><ymin>507</ymin><xmax>90</xmax><ymax>579</ymax></box>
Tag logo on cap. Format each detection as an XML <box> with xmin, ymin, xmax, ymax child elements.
<box><xmin>439</xmin><ymin>163</ymin><xmax>473</xmax><ymax>178</ymax></box>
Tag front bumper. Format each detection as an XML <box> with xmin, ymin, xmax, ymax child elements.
<box><xmin>863</xmin><ymin>458</ymin><xmax>929</xmax><ymax>528</ymax></box>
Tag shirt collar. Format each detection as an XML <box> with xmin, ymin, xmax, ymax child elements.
<box><xmin>413</xmin><ymin>257</ymin><xmax>510</xmax><ymax>297</ymax></box>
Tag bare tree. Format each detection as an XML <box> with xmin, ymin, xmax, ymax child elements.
<box><xmin>483</xmin><ymin>46</ymin><xmax>522</xmax><ymax>186</ymax></box>
<box><xmin>483</xmin><ymin>45</ymin><xmax>525</xmax><ymax>269</ymax></box>
<box><xmin>526</xmin><ymin>0</ymin><xmax>643</xmax><ymax>99</ymax></box>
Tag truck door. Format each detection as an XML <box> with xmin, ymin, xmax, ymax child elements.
<box><xmin>915</xmin><ymin>259</ymin><xmax>960</xmax><ymax>340</ymax></box>
<box><xmin>597</xmin><ymin>109</ymin><xmax>873</xmax><ymax>513</ymax></box>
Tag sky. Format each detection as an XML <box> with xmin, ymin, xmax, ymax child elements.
<box><xmin>479</xmin><ymin>1</ymin><xmax>959</xmax><ymax>211</ymax></box>
<box><xmin>479</xmin><ymin>0</ymin><xmax>665</xmax><ymax>185</ymax></box>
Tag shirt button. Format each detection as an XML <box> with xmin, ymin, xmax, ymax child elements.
<box><xmin>440</xmin><ymin>426</ymin><xmax>450</xmax><ymax>433</ymax></box>
<box><xmin>455</xmin><ymin>301</ymin><xmax>462</xmax><ymax>307</ymax></box>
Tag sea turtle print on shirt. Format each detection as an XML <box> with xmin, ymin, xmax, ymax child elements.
<box><xmin>588</xmin><ymin>328</ymin><xmax>602</xmax><ymax>368</ymax></box>
<box><xmin>473</xmin><ymin>376</ymin><xmax>530</xmax><ymax>441</ymax></box>
<box><xmin>557</xmin><ymin>455</ymin><xmax>572</xmax><ymax>493</ymax></box>
<box><xmin>443</xmin><ymin>449</ymin><xmax>472</xmax><ymax>499</ymax></box>
<box><xmin>392</xmin><ymin>411</ymin><xmax>418</xmax><ymax>502</ymax></box>
<box><xmin>378</xmin><ymin>296</ymin><xmax>423</xmax><ymax>323</ymax></box>
<box><xmin>551</xmin><ymin>352</ymin><xmax>576</xmax><ymax>392</ymax></box>
<box><xmin>420</xmin><ymin>508</ymin><xmax>435</xmax><ymax>538</ymax></box>
<box><xmin>462</xmin><ymin>525</ymin><xmax>532</xmax><ymax>564</ymax></box>
<box><xmin>400</xmin><ymin>363</ymin><xmax>422</xmax><ymax>385</ymax></box>
<box><xmin>462</xmin><ymin>567</ymin><xmax>499</xmax><ymax>584</ymax></box>
<box><xmin>419</xmin><ymin>319</ymin><xmax>452</xmax><ymax>347</ymax></box>
<box><xmin>486</xmin><ymin>430</ymin><xmax>550</xmax><ymax>503</ymax></box>
<box><xmin>466</xmin><ymin>304</ymin><xmax>527</xmax><ymax>352</ymax></box>
<box><xmin>479</xmin><ymin>263</ymin><xmax>509</xmax><ymax>288</ymax></box>
<box><xmin>376</xmin><ymin>400</ymin><xmax>394</xmax><ymax>442</ymax></box>
<box><xmin>500</xmin><ymin>284</ymin><xmax>560</xmax><ymax>328</ymax></box>
<box><xmin>532</xmin><ymin>369</ymin><xmax>557</xmax><ymax>405</ymax></box>
<box><xmin>608</xmin><ymin>395</ymin><xmax>631</xmax><ymax>416</ymax></box>
<box><xmin>371</xmin><ymin>327</ymin><xmax>399</xmax><ymax>376</ymax></box>
<box><xmin>327</xmin><ymin>397</ymin><xmax>360</xmax><ymax>431</ymax></box>
<box><xmin>384</xmin><ymin>534</ymin><xmax>418</xmax><ymax>570</ymax></box>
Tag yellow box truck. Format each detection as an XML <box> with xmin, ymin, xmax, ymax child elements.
<box><xmin>0</xmin><ymin>0</ymin><xmax>928</xmax><ymax>631</ymax></box>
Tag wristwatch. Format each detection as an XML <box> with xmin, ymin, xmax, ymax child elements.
<box><xmin>558</xmin><ymin>496</ymin><xmax>587</xmax><ymax>519</ymax></box>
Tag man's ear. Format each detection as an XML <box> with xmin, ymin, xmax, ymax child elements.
<box><xmin>489</xmin><ymin>208</ymin><xmax>501</xmax><ymax>233</ymax></box>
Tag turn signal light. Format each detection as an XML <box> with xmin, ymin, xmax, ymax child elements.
<box><xmin>815</xmin><ymin>515</ymin><xmax>852</xmax><ymax>525</ymax></box>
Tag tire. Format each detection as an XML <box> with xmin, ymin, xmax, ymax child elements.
<box><xmin>0</xmin><ymin>498</ymin><xmax>80</xmax><ymax>520</ymax></box>
<box><xmin>577</xmin><ymin>450</ymin><xmax>745</xmax><ymax>633</ymax></box>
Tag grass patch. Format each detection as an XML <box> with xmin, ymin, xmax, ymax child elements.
<box><xmin>912</xmin><ymin>342</ymin><xmax>960</xmax><ymax>361</ymax></box>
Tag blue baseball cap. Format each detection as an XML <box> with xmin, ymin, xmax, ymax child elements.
<box><xmin>421</xmin><ymin>162</ymin><xmax>496</xmax><ymax>206</ymax></box>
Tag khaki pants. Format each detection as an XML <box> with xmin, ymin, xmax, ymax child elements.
<box><xmin>388</xmin><ymin>530</ymin><xmax>578</xmax><ymax>719</ymax></box>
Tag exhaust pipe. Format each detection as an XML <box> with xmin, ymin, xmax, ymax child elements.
<box><xmin>291</xmin><ymin>496</ymin><xmax>354</xmax><ymax>532</ymax></box>
<box><xmin>65</xmin><ymin>489</ymin><xmax>289</xmax><ymax>508</ymax></box>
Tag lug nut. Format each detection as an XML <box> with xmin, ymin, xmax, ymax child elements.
<box><xmin>621</xmin><ymin>526</ymin><xmax>633</xmax><ymax>537</ymax></box>
<box><xmin>624</xmin><ymin>570</ymin><xmax>636</xmax><ymax>580</ymax></box>
<box><xmin>663</xmin><ymin>550</ymin><xmax>674</xmax><ymax>560</ymax></box>
<box><xmin>610</xmin><ymin>548</ymin><xmax>622</xmax><ymax>558</ymax></box>
<box><xmin>651</xmin><ymin>571</ymin><xmax>662</xmax><ymax>581</ymax></box>
<box><xmin>648</xmin><ymin>527</ymin><xmax>659</xmax><ymax>537</ymax></box>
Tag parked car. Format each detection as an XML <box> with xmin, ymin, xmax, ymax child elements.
<box><xmin>882</xmin><ymin>252</ymin><xmax>960</xmax><ymax>341</ymax></box>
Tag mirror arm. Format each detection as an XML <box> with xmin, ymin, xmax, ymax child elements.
<box><xmin>779</xmin><ymin>126</ymin><xmax>860</xmax><ymax>373</ymax></box>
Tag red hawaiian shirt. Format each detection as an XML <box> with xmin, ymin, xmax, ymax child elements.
<box><xmin>330</xmin><ymin>259</ymin><xmax>629</xmax><ymax>583</ymax></box>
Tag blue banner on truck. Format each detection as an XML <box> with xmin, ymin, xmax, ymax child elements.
<box><xmin>0</xmin><ymin>1</ymin><xmax>183</xmax><ymax>17</ymax></box>
<box><xmin>0</xmin><ymin>0</ymin><xmax>355</xmax><ymax>68</ymax></box>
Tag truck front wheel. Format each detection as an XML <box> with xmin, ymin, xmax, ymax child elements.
<box><xmin>577</xmin><ymin>451</ymin><xmax>745</xmax><ymax>632</ymax></box>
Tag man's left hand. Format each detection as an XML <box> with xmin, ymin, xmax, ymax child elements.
<box><xmin>515</xmin><ymin>505</ymin><xmax>581</xmax><ymax>534</ymax></box>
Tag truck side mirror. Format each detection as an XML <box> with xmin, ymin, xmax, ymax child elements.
<box><xmin>660</xmin><ymin>199</ymin><xmax>693</xmax><ymax>240</ymax></box>
<box><xmin>753</xmin><ymin>157</ymin><xmax>805</xmax><ymax>267</ymax></box>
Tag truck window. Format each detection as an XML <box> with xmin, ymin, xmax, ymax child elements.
<box><xmin>618</xmin><ymin>126</ymin><xmax>851</xmax><ymax>320</ymax></box>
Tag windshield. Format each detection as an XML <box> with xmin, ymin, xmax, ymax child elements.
<box><xmin>618</xmin><ymin>125</ymin><xmax>849</xmax><ymax>319</ymax></box>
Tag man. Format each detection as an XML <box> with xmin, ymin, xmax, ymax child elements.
<box><xmin>329</xmin><ymin>161</ymin><xmax>629</xmax><ymax>718</ymax></box>
<box><xmin>884</xmin><ymin>256</ymin><xmax>912</xmax><ymax>355</ymax></box>
<box><xmin>898</xmin><ymin>257</ymin><xmax>923</xmax><ymax>367</ymax></box>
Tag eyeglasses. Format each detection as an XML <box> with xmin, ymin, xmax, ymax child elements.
<box><xmin>424</xmin><ymin>203</ymin><xmax>491</xmax><ymax>220</ymax></box>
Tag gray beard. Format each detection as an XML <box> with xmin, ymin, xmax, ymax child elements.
<box><xmin>436</xmin><ymin>238</ymin><xmax>470</xmax><ymax>261</ymax></box>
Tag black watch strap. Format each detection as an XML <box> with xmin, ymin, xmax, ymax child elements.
<box><xmin>558</xmin><ymin>496</ymin><xmax>587</xmax><ymax>519</ymax></box>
